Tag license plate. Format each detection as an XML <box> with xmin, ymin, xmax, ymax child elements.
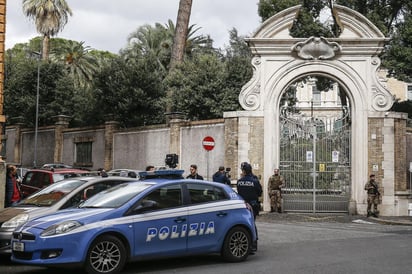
<box><xmin>12</xmin><ymin>242</ymin><xmax>24</xmax><ymax>252</ymax></box>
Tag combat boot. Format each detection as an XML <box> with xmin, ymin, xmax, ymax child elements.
<box><xmin>277</xmin><ymin>207</ymin><xmax>282</xmax><ymax>213</ymax></box>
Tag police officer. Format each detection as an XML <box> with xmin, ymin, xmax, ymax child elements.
<box><xmin>268</xmin><ymin>168</ymin><xmax>284</xmax><ymax>213</ymax></box>
<box><xmin>364</xmin><ymin>174</ymin><xmax>380</xmax><ymax>217</ymax></box>
<box><xmin>236</xmin><ymin>162</ymin><xmax>262</xmax><ymax>219</ymax></box>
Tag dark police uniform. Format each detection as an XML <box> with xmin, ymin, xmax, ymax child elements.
<box><xmin>236</xmin><ymin>163</ymin><xmax>262</xmax><ymax>219</ymax></box>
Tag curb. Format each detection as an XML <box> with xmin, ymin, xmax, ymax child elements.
<box><xmin>368</xmin><ymin>217</ymin><xmax>412</xmax><ymax>226</ymax></box>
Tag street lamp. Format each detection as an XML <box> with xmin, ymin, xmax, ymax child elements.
<box><xmin>31</xmin><ymin>51</ymin><xmax>41</xmax><ymax>168</ymax></box>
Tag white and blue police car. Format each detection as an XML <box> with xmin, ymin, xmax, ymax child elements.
<box><xmin>11</xmin><ymin>170</ymin><xmax>257</xmax><ymax>274</ymax></box>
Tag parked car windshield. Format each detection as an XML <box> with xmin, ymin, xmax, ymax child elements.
<box><xmin>19</xmin><ymin>179</ymin><xmax>86</xmax><ymax>207</ymax></box>
<box><xmin>52</xmin><ymin>173</ymin><xmax>83</xmax><ymax>183</ymax></box>
<box><xmin>79</xmin><ymin>183</ymin><xmax>151</xmax><ymax>208</ymax></box>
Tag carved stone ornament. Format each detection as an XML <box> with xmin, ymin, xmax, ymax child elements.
<box><xmin>239</xmin><ymin>57</ymin><xmax>261</xmax><ymax>110</ymax></box>
<box><xmin>292</xmin><ymin>37</ymin><xmax>341</xmax><ymax>60</ymax></box>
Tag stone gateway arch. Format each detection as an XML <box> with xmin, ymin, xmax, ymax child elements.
<box><xmin>224</xmin><ymin>5</ymin><xmax>409</xmax><ymax>216</ymax></box>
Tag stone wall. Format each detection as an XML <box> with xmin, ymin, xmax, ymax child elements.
<box><xmin>62</xmin><ymin>126</ymin><xmax>106</xmax><ymax>169</ymax></box>
<box><xmin>5</xmin><ymin>118</ymin><xmax>226</xmax><ymax>180</ymax></box>
<box><xmin>113</xmin><ymin>125</ymin><xmax>169</xmax><ymax>171</ymax></box>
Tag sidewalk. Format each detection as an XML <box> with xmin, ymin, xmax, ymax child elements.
<box><xmin>256</xmin><ymin>211</ymin><xmax>412</xmax><ymax>226</ymax></box>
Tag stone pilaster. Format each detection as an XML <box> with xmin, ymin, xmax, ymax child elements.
<box><xmin>53</xmin><ymin>115</ymin><xmax>70</xmax><ymax>163</ymax></box>
<box><xmin>104</xmin><ymin>120</ymin><xmax>119</xmax><ymax>171</ymax></box>
<box><xmin>10</xmin><ymin>117</ymin><xmax>24</xmax><ymax>164</ymax></box>
<box><xmin>168</xmin><ymin>112</ymin><xmax>187</xmax><ymax>156</ymax></box>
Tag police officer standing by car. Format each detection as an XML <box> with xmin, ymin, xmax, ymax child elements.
<box><xmin>236</xmin><ymin>162</ymin><xmax>262</xmax><ymax>219</ymax></box>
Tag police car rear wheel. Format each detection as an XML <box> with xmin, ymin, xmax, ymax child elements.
<box><xmin>85</xmin><ymin>235</ymin><xmax>127</xmax><ymax>274</ymax></box>
<box><xmin>221</xmin><ymin>226</ymin><xmax>251</xmax><ymax>262</ymax></box>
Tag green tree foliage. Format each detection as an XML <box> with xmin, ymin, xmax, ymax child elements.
<box><xmin>258</xmin><ymin>0</ymin><xmax>300</xmax><ymax>21</ymax></box>
<box><xmin>91</xmin><ymin>55</ymin><xmax>166</xmax><ymax>127</ymax></box>
<box><xmin>335</xmin><ymin>0</ymin><xmax>410</xmax><ymax>36</ymax></box>
<box><xmin>221</xmin><ymin>29</ymin><xmax>253</xmax><ymax>111</ymax></box>
<box><xmin>258</xmin><ymin>1</ymin><xmax>412</xmax><ymax>82</ymax></box>
<box><xmin>4</xmin><ymin>51</ymin><xmax>76</xmax><ymax>127</ymax></box>
<box><xmin>122</xmin><ymin>23</ymin><xmax>172</xmax><ymax>73</ymax></box>
<box><xmin>122</xmin><ymin>20</ymin><xmax>211</xmax><ymax>73</ymax></box>
<box><xmin>166</xmin><ymin>29</ymin><xmax>252</xmax><ymax>120</ymax></box>
<box><xmin>50</xmin><ymin>39</ymin><xmax>100</xmax><ymax>89</ymax></box>
<box><xmin>290</xmin><ymin>0</ymin><xmax>340</xmax><ymax>38</ymax></box>
<box><xmin>390</xmin><ymin>100</ymin><xmax>412</xmax><ymax>118</ymax></box>
<box><xmin>166</xmin><ymin>52</ymin><xmax>226</xmax><ymax>120</ymax></box>
<box><xmin>383</xmin><ymin>12</ymin><xmax>412</xmax><ymax>82</ymax></box>
<box><xmin>260</xmin><ymin>0</ymin><xmax>340</xmax><ymax>37</ymax></box>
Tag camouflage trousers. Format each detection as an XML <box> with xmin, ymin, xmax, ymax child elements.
<box><xmin>269</xmin><ymin>190</ymin><xmax>282</xmax><ymax>212</ymax></box>
<box><xmin>367</xmin><ymin>194</ymin><xmax>379</xmax><ymax>215</ymax></box>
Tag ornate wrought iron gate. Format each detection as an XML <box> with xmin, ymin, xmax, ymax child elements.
<box><xmin>279</xmin><ymin>106</ymin><xmax>351</xmax><ymax>213</ymax></box>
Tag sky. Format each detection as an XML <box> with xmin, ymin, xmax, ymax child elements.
<box><xmin>5</xmin><ymin>0</ymin><xmax>262</xmax><ymax>54</ymax></box>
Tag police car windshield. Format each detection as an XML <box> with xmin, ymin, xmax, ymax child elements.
<box><xmin>79</xmin><ymin>183</ymin><xmax>151</xmax><ymax>208</ymax></box>
<box><xmin>20</xmin><ymin>179</ymin><xmax>86</xmax><ymax>206</ymax></box>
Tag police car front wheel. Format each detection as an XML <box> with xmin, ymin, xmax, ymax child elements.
<box><xmin>221</xmin><ymin>226</ymin><xmax>252</xmax><ymax>262</ymax></box>
<box><xmin>85</xmin><ymin>235</ymin><xmax>127</xmax><ymax>274</ymax></box>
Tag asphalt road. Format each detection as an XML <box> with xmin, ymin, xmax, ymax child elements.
<box><xmin>1</xmin><ymin>217</ymin><xmax>412</xmax><ymax>274</ymax></box>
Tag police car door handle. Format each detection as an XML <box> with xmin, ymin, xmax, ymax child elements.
<box><xmin>174</xmin><ymin>217</ymin><xmax>186</xmax><ymax>223</ymax></box>
<box><xmin>217</xmin><ymin>211</ymin><xmax>227</xmax><ymax>217</ymax></box>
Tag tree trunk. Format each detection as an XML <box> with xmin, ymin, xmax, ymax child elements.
<box><xmin>169</xmin><ymin>0</ymin><xmax>192</xmax><ymax>70</ymax></box>
<box><xmin>166</xmin><ymin>0</ymin><xmax>193</xmax><ymax>117</ymax></box>
<box><xmin>42</xmin><ymin>35</ymin><xmax>50</xmax><ymax>61</ymax></box>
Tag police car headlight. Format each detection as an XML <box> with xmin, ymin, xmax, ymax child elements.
<box><xmin>41</xmin><ymin>221</ymin><xmax>82</xmax><ymax>237</ymax></box>
<box><xmin>1</xmin><ymin>214</ymin><xmax>29</xmax><ymax>229</ymax></box>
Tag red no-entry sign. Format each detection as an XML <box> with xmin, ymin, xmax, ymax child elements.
<box><xmin>202</xmin><ymin>136</ymin><xmax>215</xmax><ymax>151</ymax></box>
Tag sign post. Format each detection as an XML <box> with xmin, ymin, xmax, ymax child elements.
<box><xmin>202</xmin><ymin>136</ymin><xmax>215</xmax><ymax>180</ymax></box>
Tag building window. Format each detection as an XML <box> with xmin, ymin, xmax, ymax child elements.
<box><xmin>407</xmin><ymin>84</ymin><xmax>412</xmax><ymax>100</ymax></box>
<box><xmin>312</xmin><ymin>86</ymin><xmax>321</xmax><ymax>106</ymax></box>
<box><xmin>74</xmin><ymin>136</ymin><xmax>94</xmax><ymax>167</ymax></box>
<box><xmin>75</xmin><ymin>142</ymin><xmax>92</xmax><ymax>165</ymax></box>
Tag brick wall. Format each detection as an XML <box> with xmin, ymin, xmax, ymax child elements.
<box><xmin>368</xmin><ymin>118</ymin><xmax>384</xmax><ymax>187</ymax></box>
<box><xmin>224</xmin><ymin>117</ymin><xmax>238</xmax><ymax>179</ymax></box>
<box><xmin>394</xmin><ymin>118</ymin><xmax>407</xmax><ymax>191</ymax></box>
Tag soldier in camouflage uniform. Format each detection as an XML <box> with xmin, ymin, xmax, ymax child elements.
<box><xmin>267</xmin><ymin>168</ymin><xmax>284</xmax><ymax>213</ymax></box>
<box><xmin>364</xmin><ymin>174</ymin><xmax>380</xmax><ymax>217</ymax></box>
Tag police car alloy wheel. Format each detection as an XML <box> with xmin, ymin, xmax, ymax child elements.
<box><xmin>221</xmin><ymin>226</ymin><xmax>251</xmax><ymax>262</ymax></box>
<box><xmin>85</xmin><ymin>235</ymin><xmax>127</xmax><ymax>274</ymax></box>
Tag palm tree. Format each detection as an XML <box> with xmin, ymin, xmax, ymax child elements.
<box><xmin>22</xmin><ymin>0</ymin><xmax>73</xmax><ymax>60</ymax></box>
<box><xmin>123</xmin><ymin>23</ymin><xmax>172</xmax><ymax>72</ymax></box>
<box><xmin>51</xmin><ymin>40</ymin><xmax>99</xmax><ymax>89</ymax></box>
<box><xmin>123</xmin><ymin>20</ymin><xmax>209</xmax><ymax>72</ymax></box>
